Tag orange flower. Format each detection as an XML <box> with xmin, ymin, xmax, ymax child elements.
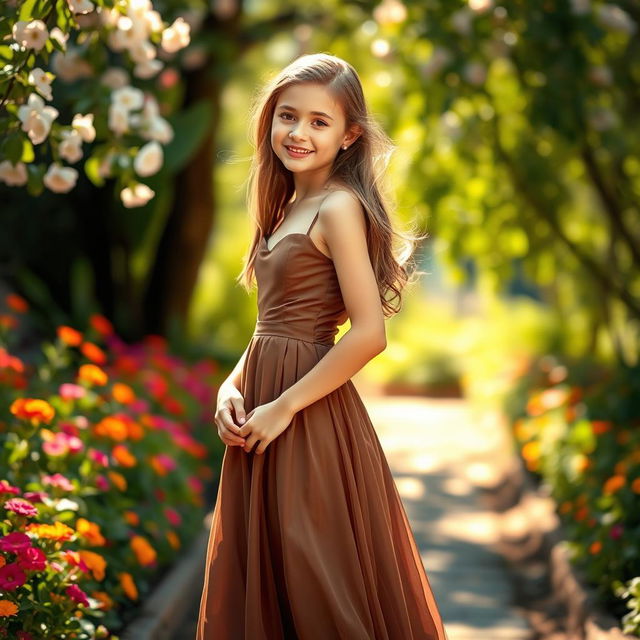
<box><xmin>119</xmin><ymin>572</ymin><xmax>138</xmax><ymax>600</ymax></box>
<box><xmin>603</xmin><ymin>475</ymin><xmax>625</xmax><ymax>495</ymax></box>
<box><xmin>57</xmin><ymin>326</ymin><xmax>83</xmax><ymax>346</ymax></box>
<box><xmin>521</xmin><ymin>441</ymin><xmax>540</xmax><ymax>462</ymax></box>
<box><xmin>91</xmin><ymin>591</ymin><xmax>114</xmax><ymax>611</ymax></box>
<box><xmin>574</xmin><ymin>506</ymin><xmax>589</xmax><ymax>522</ymax></box>
<box><xmin>559</xmin><ymin>501</ymin><xmax>573</xmax><ymax>514</ymax></box>
<box><xmin>80</xmin><ymin>342</ymin><xmax>107</xmax><ymax>365</ymax></box>
<box><xmin>94</xmin><ymin>416</ymin><xmax>128</xmax><ymax>441</ymax></box>
<box><xmin>124</xmin><ymin>510</ymin><xmax>140</xmax><ymax>526</ymax></box>
<box><xmin>150</xmin><ymin>455</ymin><xmax>169</xmax><ymax>476</ymax></box>
<box><xmin>75</xmin><ymin>518</ymin><xmax>106</xmax><ymax>546</ymax></box>
<box><xmin>0</xmin><ymin>599</ymin><xmax>18</xmax><ymax>617</ymax></box>
<box><xmin>592</xmin><ymin>421</ymin><xmax>612</xmax><ymax>435</ymax></box>
<box><xmin>26</xmin><ymin>521</ymin><xmax>75</xmax><ymax>541</ymax></box>
<box><xmin>0</xmin><ymin>556</ymin><xmax>6</xmax><ymax>568</ymax></box>
<box><xmin>589</xmin><ymin>540</ymin><xmax>602</xmax><ymax>554</ymax></box>
<box><xmin>166</xmin><ymin>530</ymin><xmax>180</xmax><ymax>550</ymax></box>
<box><xmin>0</xmin><ymin>314</ymin><xmax>18</xmax><ymax>330</ymax></box>
<box><xmin>6</xmin><ymin>293</ymin><xmax>28</xmax><ymax>313</ymax></box>
<box><xmin>112</xmin><ymin>444</ymin><xmax>137</xmax><ymax>467</ymax></box>
<box><xmin>78</xmin><ymin>363</ymin><xmax>108</xmax><ymax>386</ymax></box>
<box><xmin>107</xmin><ymin>470</ymin><xmax>127</xmax><ymax>491</ymax></box>
<box><xmin>631</xmin><ymin>478</ymin><xmax>640</xmax><ymax>494</ymax></box>
<box><xmin>127</xmin><ymin>421</ymin><xmax>145</xmax><ymax>441</ymax></box>
<box><xmin>78</xmin><ymin>550</ymin><xmax>107</xmax><ymax>581</ymax></box>
<box><xmin>575</xmin><ymin>455</ymin><xmax>591</xmax><ymax>473</ymax></box>
<box><xmin>112</xmin><ymin>382</ymin><xmax>136</xmax><ymax>404</ymax></box>
<box><xmin>130</xmin><ymin>535</ymin><xmax>157</xmax><ymax>566</ymax></box>
<box><xmin>90</xmin><ymin>314</ymin><xmax>114</xmax><ymax>337</ymax></box>
<box><xmin>10</xmin><ymin>397</ymin><xmax>55</xmax><ymax>425</ymax></box>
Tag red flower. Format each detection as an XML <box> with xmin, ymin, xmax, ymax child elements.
<box><xmin>0</xmin><ymin>563</ymin><xmax>27</xmax><ymax>590</ymax></box>
<box><xmin>65</xmin><ymin>583</ymin><xmax>90</xmax><ymax>606</ymax></box>
<box><xmin>16</xmin><ymin>547</ymin><xmax>46</xmax><ymax>571</ymax></box>
<box><xmin>0</xmin><ymin>532</ymin><xmax>32</xmax><ymax>553</ymax></box>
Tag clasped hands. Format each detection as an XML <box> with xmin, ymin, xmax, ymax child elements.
<box><xmin>214</xmin><ymin>381</ymin><xmax>295</xmax><ymax>455</ymax></box>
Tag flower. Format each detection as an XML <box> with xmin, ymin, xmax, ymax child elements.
<box><xmin>57</xmin><ymin>325</ymin><xmax>83</xmax><ymax>346</ymax></box>
<box><xmin>59</xmin><ymin>383</ymin><xmax>87</xmax><ymax>400</ymax></box>
<box><xmin>133</xmin><ymin>141</ymin><xmax>163</xmax><ymax>177</ymax></box>
<box><xmin>12</xmin><ymin>20</ymin><xmax>49</xmax><ymax>51</ymax></box>
<box><xmin>44</xmin><ymin>163</ymin><xmax>79</xmax><ymax>193</ymax></box>
<box><xmin>118</xmin><ymin>571</ymin><xmax>138</xmax><ymax>600</ymax></box>
<box><xmin>0</xmin><ymin>563</ymin><xmax>27</xmax><ymax>590</ymax></box>
<box><xmin>0</xmin><ymin>161</ymin><xmax>28</xmax><ymax>187</ymax></box>
<box><xmin>121</xmin><ymin>182</ymin><xmax>155</xmax><ymax>208</ymax></box>
<box><xmin>603</xmin><ymin>475</ymin><xmax>625</xmax><ymax>495</ymax></box>
<box><xmin>25</xmin><ymin>521</ymin><xmax>75</xmax><ymax>541</ymax></box>
<box><xmin>0</xmin><ymin>599</ymin><xmax>19</xmax><ymax>617</ymax></box>
<box><xmin>78</xmin><ymin>363</ymin><xmax>109</xmax><ymax>385</ymax></box>
<box><xmin>10</xmin><ymin>397</ymin><xmax>55</xmax><ymax>425</ymax></box>
<box><xmin>17</xmin><ymin>92</ymin><xmax>58</xmax><ymax>145</ymax></box>
<box><xmin>75</xmin><ymin>518</ymin><xmax>106</xmax><ymax>546</ymax></box>
<box><xmin>58</xmin><ymin>128</ymin><xmax>84</xmax><ymax>163</ymax></box>
<box><xmin>94</xmin><ymin>416</ymin><xmax>129</xmax><ymax>440</ymax></box>
<box><xmin>42</xmin><ymin>473</ymin><xmax>74</xmax><ymax>491</ymax></box>
<box><xmin>16</xmin><ymin>546</ymin><xmax>46</xmax><ymax>571</ymax></box>
<box><xmin>88</xmin><ymin>448</ymin><xmax>110</xmax><ymax>467</ymax></box>
<box><xmin>596</xmin><ymin>4</ymin><xmax>636</xmax><ymax>35</ymax></box>
<box><xmin>67</xmin><ymin>0</ymin><xmax>95</xmax><ymax>14</ymax></box>
<box><xmin>107</xmin><ymin>470</ymin><xmax>127</xmax><ymax>491</ymax></box>
<box><xmin>112</xmin><ymin>444</ymin><xmax>137</xmax><ymax>467</ymax></box>
<box><xmin>4</xmin><ymin>498</ymin><xmax>38</xmax><ymax>517</ymax></box>
<box><xmin>130</xmin><ymin>535</ymin><xmax>157</xmax><ymax>566</ymax></box>
<box><xmin>78</xmin><ymin>550</ymin><xmax>107</xmax><ymax>580</ymax></box>
<box><xmin>71</xmin><ymin>113</ymin><xmax>96</xmax><ymax>142</ymax></box>
<box><xmin>0</xmin><ymin>480</ymin><xmax>21</xmax><ymax>496</ymax></box>
<box><xmin>0</xmin><ymin>532</ymin><xmax>32</xmax><ymax>553</ymax></box>
<box><xmin>112</xmin><ymin>85</ymin><xmax>144</xmax><ymax>111</ymax></box>
<box><xmin>27</xmin><ymin>67</ymin><xmax>54</xmax><ymax>101</ymax></box>
<box><xmin>112</xmin><ymin>382</ymin><xmax>136</xmax><ymax>404</ymax></box>
<box><xmin>51</xmin><ymin>48</ymin><xmax>93</xmax><ymax>82</ymax></box>
<box><xmin>66</xmin><ymin>583</ymin><xmax>90</xmax><ymax>606</ymax></box>
<box><xmin>164</xmin><ymin>506</ymin><xmax>182</xmax><ymax>527</ymax></box>
<box><xmin>161</xmin><ymin>17</ymin><xmax>190</xmax><ymax>53</ymax></box>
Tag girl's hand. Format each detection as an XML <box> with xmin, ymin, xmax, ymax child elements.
<box><xmin>214</xmin><ymin>381</ymin><xmax>247</xmax><ymax>447</ymax></box>
<box><xmin>238</xmin><ymin>399</ymin><xmax>295</xmax><ymax>455</ymax></box>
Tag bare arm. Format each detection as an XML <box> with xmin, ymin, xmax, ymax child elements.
<box><xmin>221</xmin><ymin>342</ymin><xmax>250</xmax><ymax>392</ymax></box>
<box><xmin>277</xmin><ymin>190</ymin><xmax>386</xmax><ymax>415</ymax></box>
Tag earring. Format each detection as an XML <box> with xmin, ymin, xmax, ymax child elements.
<box><xmin>342</xmin><ymin>144</ymin><xmax>347</xmax><ymax>150</ymax></box>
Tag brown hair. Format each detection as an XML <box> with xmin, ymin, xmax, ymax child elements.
<box><xmin>237</xmin><ymin>52</ymin><xmax>426</xmax><ymax>317</ymax></box>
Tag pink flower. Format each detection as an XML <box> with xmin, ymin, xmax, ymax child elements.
<box><xmin>65</xmin><ymin>583</ymin><xmax>89</xmax><ymax>606</ymax></box>
<box><xmin>88</xmin><ymin>448</ymin><xmax>110</xmax><ymax>467</ymax></box>
<box><xmin>16</xmin><ymin>546</ymin><xmax>46</xmax><ymax>571</ymax></box>
<box><xmin>610</xmin><ymin>523</ymin><xmax>624</xmax><ymax>540</ymax></box>
<box><xmin>59</xmin><ymin>383</ymin><xmax>87</xmax><ymax>400</ymax></box>
<box><xmin>0</xmin><ymin>563</ymin><xmax>27</xmax><ymax>590</ymax></box>
<box><xmin>156</xmin><ymin>453</ymin><xmax>176</xmax><ymax>472</ymax></box>
<box><xmin>43</xmin><ymin>434</ymin><xmax>69</xmax><ymax>457</ymax></box>
<box><xmin>22</xmin><ymin>491</ymin><xmax>49</xmax><ymax>503</ymax></box>
<box><xmin>41</xmin><ymin>473</ymin><xmax>74</xmax><ymax>491</ymax></box>
<box><xmin>4</xmin><ymin>498</ymin><xmax>38</xmax><ymax>517</ymax></box>
<box><xmin>50</xmin><ymin>561</ymin><xmax>64</xmax><ymax>572</ymax></box>
<box><xmin>129</xmin><ymin>398</ymin><xmax>149</xmax><ymax>413</ymax></box>
<box><xmin>0</xmin><ymin>532</ymin><xmax>32</xmax><ymax>552</ymax></box>
<box><xmin>0</xmin><ymin>480</ymin><xmax>21</xmax><ymax>495</ymax></box>
<box><xmin>95</xmin><ymin>475</ymin><xmax>109</xmax><ymax>491</ymax></box>
<box><xmin>164</xmin><ymin>507</ymin><xmax>182</xmax><ymax>527</ymax></box>
<box><xmin>187</xmin><ymin>476</ymin><xmax>203</xmax><ymax>494</ymax></box>
<box><xmin>59</xmin><ymin>421</ymin><xmax>80</xmax><ymax>436</ymax></box>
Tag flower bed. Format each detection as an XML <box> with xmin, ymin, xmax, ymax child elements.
<box><xmin>0</xmin><ymin>292</ymin><xmax>223</xmax><ymax>639</ymax></box>
<box><xmin>503</xmin><ymin>353</ymin><xmax>640</xmax><ymax>637</ymax></box>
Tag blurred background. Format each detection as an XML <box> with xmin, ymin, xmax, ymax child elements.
<box><xmin>1</xmin><ymin>0</ymin><xmax>638</xmax><ymax>638</ymax></box>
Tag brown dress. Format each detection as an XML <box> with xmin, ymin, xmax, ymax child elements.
<box><xmin>196</xmin><ymin>205</ymin><xmax>449</xmax><ymax>640</ymax></box>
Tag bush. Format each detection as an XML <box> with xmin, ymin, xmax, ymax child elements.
<box><xmin>504</xmin><ymin>353</ymin><xmax>640</xmax><ymax>636</ymax></box>
<box><xmin>0</xmin><ymin>292</ymin><xmax>223</xmax><ymax>639</ymax></box>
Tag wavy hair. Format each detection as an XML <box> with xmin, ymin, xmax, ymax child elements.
<box><xmin>237</xmin><ymin>52</ymin><xmax>426</xmax><ymax>317</ymax></box>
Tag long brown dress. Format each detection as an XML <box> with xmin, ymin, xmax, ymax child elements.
<box><xmin>196</xmin><ymin>205</ymin><xmax>449</xmax><ymax>639</ymax></box>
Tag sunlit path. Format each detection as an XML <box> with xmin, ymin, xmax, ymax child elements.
<box><xmin>367</xmin><ymin>396</ymin><xmax>533</xmax><ymax>640</ymax></box>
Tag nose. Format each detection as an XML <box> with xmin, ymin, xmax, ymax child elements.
<box><xmin>289</xmin><ymin>123</ymin><xmax>308</xmax><ymax>140</ymax></box>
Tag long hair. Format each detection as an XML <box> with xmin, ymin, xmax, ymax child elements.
<box><xmin>237</xmin><ymin>52</ymin><xmax>427</xmax><ymax>318</ymax></box>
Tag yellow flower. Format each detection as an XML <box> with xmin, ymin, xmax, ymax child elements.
<box><xmin>10</xmin><ymin>397</ymin><xmax>55</xmax><ymax>425</ymax></box>
<box><xmin>75</xmin><ymin>518</ymin><xmax>106</xmax><ymax>546</ymax></box>
<box><xmin>78</xmin><ymin>363</ymin><xmax>108</xmax><ymax>386</ymax></box>
<box><xmin>26</xmin><ymin>521</ymin><xmax>75</xmax><ymax>541</ymax></box>
<box><xmin>78</xmin><ymin>550</ymin><xmax>107</xmax><ymax>581</ymax></box>
<box><xmin>0</xmin><ymin>599</ymin><xmax>18</xmax><ymax>616</ymax></box>
<box><xmin>130</xmin><ymin>535</ymin><xmax>157</xmax><ymax>566</ymax></box>
<box><xmin>119</xmin><ymin>572</ymin><xmax>138</xmax><ymax>600</ymax></box>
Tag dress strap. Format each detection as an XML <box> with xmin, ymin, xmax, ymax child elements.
<box><xmin>305</xmin><ymin>191</ymin><xmax>332</xmax><ymax>236</ymax></box>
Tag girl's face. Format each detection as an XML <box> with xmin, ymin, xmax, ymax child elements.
<box><xmin>271</xmin><ymin>82</ymin><xmax>357</xmax><ymax>177</ymax></box>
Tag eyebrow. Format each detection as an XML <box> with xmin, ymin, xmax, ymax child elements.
<box><xmin>277</xmin><ymin>104</ymin><xmax>334</xmax><ymax>120</ymax></box>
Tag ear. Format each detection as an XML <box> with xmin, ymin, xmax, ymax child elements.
<box><xmin>344</xmin><ymin>123</ymin><xmax>363</xmax><ymax>146</ymax></box>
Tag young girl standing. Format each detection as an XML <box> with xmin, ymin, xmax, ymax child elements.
<box><xmin>196</xmin><ymin>53</ymin><xmax>449</xmax><ymax>640</ymax></box>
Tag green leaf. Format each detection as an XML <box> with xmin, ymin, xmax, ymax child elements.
<box><xmin>85</xmin><ymin>154</ymin><xmax>105</xmax><ymax>187</ymax></box>
<box><xmin>2</xmin><ymin>132</ymin><xmax>24</xmax><ymax>164</ymax></box>
<box><xmin>8</xmin><ymin>438</ymin><xmax>29</xmax><ymax>464</ymax></box>
<box><xmin>21</xmin><ymin>138</ymin><xmax>35</xmax><ymax>163</ymax></box>
<box><xmin>162</xmin><ymin>99</ymin><xmax>212</xmax><ymax>174</ymax></box>
<box><xmin>26</xmin><ymin>162</ymin><xmax>45</xmax><ymax>196</ymax></box>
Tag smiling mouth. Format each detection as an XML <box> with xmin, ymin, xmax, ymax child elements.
<box><xmin>285</xmin><ymin>145</ymin><xmax>314</xmax><ymax>155</ymax></box>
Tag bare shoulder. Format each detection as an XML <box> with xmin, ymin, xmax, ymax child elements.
<box><xmin>318</xmin><ymin>188</ymin><xmax>367</xmax><ymax>237</ymax></box>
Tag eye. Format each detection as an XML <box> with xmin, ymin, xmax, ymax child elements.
<box><xmin>278</xmin><ymin>112</ymin><xmax>328</xmax><ymax>127</ymax></box>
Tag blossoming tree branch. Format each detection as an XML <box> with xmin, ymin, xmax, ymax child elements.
<box><xmin>0</xmin><ymin>0</ymin><xmax>192</xmax><ymax>207</ymax></box>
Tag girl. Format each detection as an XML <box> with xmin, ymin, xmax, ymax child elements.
<box><xmin>196</xmin><ymin>53</ymin><xmax>449</xmax><ymax>640</ymax></box>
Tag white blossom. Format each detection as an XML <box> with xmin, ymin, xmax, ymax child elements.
<box><xmin>50</xmin><ymin>27</ymin><xmax>69</xmax><ymax>50</ymax></box>
<box><xmin>12</xmin><ymin>20</ymin><xmax>49</xmax><ymax>51</ymax></box>
<box><xmin>51</xmin><ymin>48</ymin><xmax>93</xmax><ymax>82</ymax></box>
<box><xmin>468</xmin><ymin>0</ymin><xmax>493</xmax><ymax>14</ymax></box>
<box><xmin>121</xmin><ymin>182</ymin><xmax>155</xmax><ymax>207</ymax></box>
<box><xmin>43</xmin><ymin>163</ymin><xmax>79</xmax><ymax>193</ymax></box>
<box><xmin>133</xmin><ymin>141</ymin><xmax>163</xmax><ymax>177</ymax></box>
<box><xmin>59</xmin><ymin>129</ymin><xmax>84</xmax><ymax>163</ymax></box>
<box><xmin>67</xmin><ymin>0</ymin><xmax>95</xmax><ymax>14</ymax></box>
<box><xmin>72</xmin><ymin>113</ymin><xmax>96</xmax><ymax>142</ymax></box>
<box><xmin>134</xmin><ymin>59</ymin><xmax>164</xmax><ymax>79</ymax></box>
<box><xmin>108</xmin><ymin>104</ymin><xmax>130</xmax><ymax>135</ymax></box>
<box><xmin>28</xmin><ymin>68</ymin><xmax>54</xmax><ymax>101</ymax></box>
<box><xmin>161</xmin><ymin>17</ymin><xmax>191</xmax><ymax>54</ymax></box>
<box><xmin>0</xmin><ymin>161</ymin><xmax>28</xmax><ymax>186</ymax></box>
<box><xmin>596</xmin><ymin>4</ymin><xmax>636</xmax><ymax>35</ymax></box>
<box><xmin>112</xmin><ymin>85</ymin><xmax>144</xmax><ymax>111</ymax></box>
<box><xmin>101</xmin><ymin>67</ymin><xmax>130</xmax><ymax>89</ymax></box>
<box><xmin>450</xmin><ymin>9</ymin><xmax>474</xmax><ymax>36</ymax></box>
<box><xmin>17</xmin><ymin>93</ymin><xmax>59</xmax><ymax>145</ymax></box>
